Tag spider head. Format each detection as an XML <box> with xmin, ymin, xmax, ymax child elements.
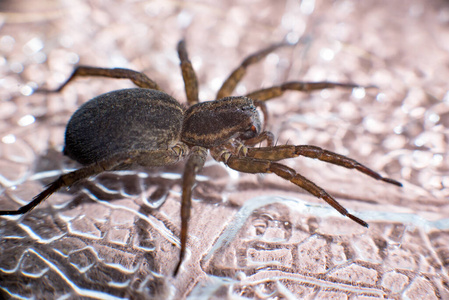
<box><xmin>182</xmin><ymin>96</ymin><xmax>261</xmax><ymax>148</ymax></box>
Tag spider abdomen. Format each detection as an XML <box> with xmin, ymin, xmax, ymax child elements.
<box><xmin>64</xmin><ymin>88</ymin><xmax>184</xmax><ymax>165</ymax></box>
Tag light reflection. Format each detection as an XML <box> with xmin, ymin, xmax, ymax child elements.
<box><xmin>67</xmin><ymin>52</ymin><xmax>79</xmax><ymax>64</ymax></box>
<box><xmin>177</xmin><ymin>10</ymin><xmax>193</xmax><ymax>28</ymax></box>
<box><xmin>300</xmin><ymin>0</ymin><xmax>315</xmax><ymax>15</ymax></box>
<box><xmin>235</xmin><ymin>85</ymin><xmax>247</xmax><ymax>95</ymax></box>
<box><xmin>393</xmin><ymin>126</ymin><xmax>403</xmax><ymax>134</ymax></box>
<box><xmin>352</xmin><ymin>87</ymin><xmax>366</xmax><ymax>99</ymax></box>
<box><xmin>20</xmin><ymin>85</ymin><xmax>33</xmax><ymax>96</ymax></box>
<box><xmin>320</xmin><ymin>89</ymin><xmax>330</xmax><ymax>99</ymax></box>
<box><xmin>320</xmin><ymin>48</ymin><xmax>335</xmax><ymax>61</ymax></box>
<box><xmin>266</xmin><ymin>53</ymin><xmax>280</xmax><ymax>65</ymax></box>
<box><xmin>376</xmin><ymin>92</ymin><xmax>386</xmax><ymax>102</ymax></box>
<box><xmin>411</xmin><ymin>150</ymin><xmax>432</xmax><ymax>168</ymax></box>
<box><xmin>32</xmin><ymin>52</ymin><xmax>46</xmax><ymax>64</ymax></box>
<box><xmin>432</xmin><ymin>154</ymin><xmax>443</xmax><ymax>166</ymax></box>
<box><xmin>23</xmin><ymin>37</ymin><xmax>44</xmax><ymax>55</ymax></box>
<box><xmin>210</xmin><ymin>77</ymin><xmax>223</xmax><ymax>91</ymax></box>
<box><xmin>10</xmin><ymin>62</ymin><xmax>24</xmax><ymax>73</ymax></box>
<box><xmin>286</xmin><ymin>32</ymin><xmax>301</xmax><ymax>44</ymax></box>
<box><xmin>2</xmin><ymin>134</ymin><xmax>16</xmax><ymax>144</ymax></box>
<box><xmin>443</xmin><ymin>91</ymin><xmax>449</xmax><ymax>103</ymax></box>
<box><xmin>0</xmin><ymin>35</ymin><xmax>15</xmax><ymax>52</ymax></box>
<box><xmin>191</xmin><ymin>55</ymin><xmax>202</xmax><ymax>70</ymax></box>
<box><xmin>281</xmin><ymin>14</ymin><xmax>295</xmax><ymax>29</ymax></box>
<box><xmin>427</xmin><ymin>113</ymin><xmax>440</xmax><ymax>123</ymax></box>
<box><xmin>414</xmin><ymin>137</ymin><xmax>425</xmax><ymax>147</ymax></box>
<box><xmin>59</xmin><ymin>35</ymin><xmax>74</xmax><ymax>48</ymax></box>
<box><xmin>18</xmin><ymin>115</ymin><xmax>35</xmax><ymax>127</ymax></box>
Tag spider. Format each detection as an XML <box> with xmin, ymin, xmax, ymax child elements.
<box><xmin>0</xmin><ymin>40</ymin><xmax>402</xmax><ymax>275</ymax></box>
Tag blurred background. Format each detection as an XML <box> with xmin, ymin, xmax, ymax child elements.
<box><xmin>0</xmin><ymin>0</ymin><xmax>447</xmax><ymax>299</ymax></box>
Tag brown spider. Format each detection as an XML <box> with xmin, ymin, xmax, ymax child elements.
<box><xmin>0</xmin><ymin>40</ymin><xmax>402</xmax><ymax>275</ymax></box>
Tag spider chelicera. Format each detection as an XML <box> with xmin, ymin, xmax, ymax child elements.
<box><xmin>0</xmin><ymin>40</ymin><xmax>402</xmax><ymax>275</ymax></box>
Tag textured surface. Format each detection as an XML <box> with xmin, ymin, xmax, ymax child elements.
<box><xmin>0</xmin><ymin>0</ymin><xmax>448</xmax><ymax>299</ymax></box>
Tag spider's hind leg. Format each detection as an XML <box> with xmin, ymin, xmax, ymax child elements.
<box><xmin>0</xmin><ymin>155</ymin><xmax>126</xmax><ymax>216</ymax></box>
<box><xmin>37</xmin><ymin>66</ymin><xmax>162</xmax><ymax>93</ymax></box>
<box><xmin>0</xmin><ymin>148</ymin><xmax>184</xmax><ymax>216</ymax></box>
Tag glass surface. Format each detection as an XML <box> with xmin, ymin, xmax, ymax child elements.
<box><xmin>0</xmin><ymin>0</ymin><xmax>447</xmax><ymax>298</ymax></box>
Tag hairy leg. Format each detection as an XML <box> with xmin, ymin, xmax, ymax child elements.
<box><xmin>242</xmin><ymin>131</ymin><xmax>275</xmax><ymax>147</ymax></box>
<box><xmin>173</xmin><ymin>146</ymin><xmax>207</xmax><ymax>276</ymax></box>
<box><xmin>244</xmin><ymin>145</ymin><xmax>402</xmax><ymax>186</ymax></box>
<box><xmin>246</xmin><ymin>81</ymin><xmax>371</xmax><ymax>102</ymax></box>
<box><xmin>213</xmin><ymin>152</ymin><xmax>369</xmax><ymax>227</ymax></box>
<box><xmin>216</xmin><ymin>42</ymin><xmax>288</xmax><ymax>99</ymax></box>
<box><xmin>0</xmin><ymin>148</ymin><xmax>184</xmax><ymax>216</ymax></box>
<box><xmin>38</xmin><ymin>66</ymin><xmax>162</xmax><ymax>93</ymax></box>
<box><xmin>177</xmin><ymin>40</ymin><xmax>199</xmax><ymax>105</ymax></box>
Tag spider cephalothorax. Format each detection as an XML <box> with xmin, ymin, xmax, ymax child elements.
<box><xmin>0</xmin><ymin>40</ymin><xmax>402</xmax><ymax>275</ymax></box>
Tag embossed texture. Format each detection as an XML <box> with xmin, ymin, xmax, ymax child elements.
<box><xmin>0</xmin><ymin>0</ymin><xmax>447</xmax><ymax>299</ymax></box>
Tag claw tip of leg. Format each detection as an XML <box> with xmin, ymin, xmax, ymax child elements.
<box><xmin>348</xmin><ymin>214</ymin><xmax>369</xmax><ymax>228</ymax></box>
<box><xmin>383</xmin><ymin>178</ymin><xmax>403</xmax><ymax>187</ymax></box>
<box><xmin>173</xmin><ymin>262</ymin><xmax>181</xmax><ymax>277</ymax></box>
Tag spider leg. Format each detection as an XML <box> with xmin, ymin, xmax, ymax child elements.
<box><xmin>242</xmin><ymin>131</ymin><xmax>275</xmax><ymax>147</ymax></box>
<box><xmin>252</xmin><ymin>100</ymin><xmax>269</xmax><ymax>130</ymax></box>
<box><xmin>245</xmin><ymin>145</ymin><xmax>402</xmax><ymax>187</ymax></box>
<box><xmin>0</xmin><ymin>148</ymin><xmax>184</xmax><ymax>216</ymax></box>
<box><xmin>37</xmin><ymin>66</ymin><xmax>162</xmax><ymax>93</ymax></box>
<box><xmin>216</xmin><ymin>42</ymin><xmax>289</xmax><ymax>99</ymax></box>
<box><xmin>177</xmin><ymin>40</ymin><xmax>199</xmax><ymax>105</ymax></box>
<box><xmin>246</xmin><ymin>81</ymin><xmax>372</xmax><ymax>102</ymax></box>
<box><xmin>0</xmin><ymin>153</ymin><xmax>127</xmax><ymax>216</ymax></box>
<box><xmin>173</xmin><ymin>146</ymin><xmax>207</xmax><ymax>276</ymax></box>
<box><xmin>214</xmin><ymin>153</ymin><xmax>368</xmax><ymax>227</ymax></box>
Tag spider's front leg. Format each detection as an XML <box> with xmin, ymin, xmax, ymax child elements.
<box><xmin>211</xmin><ymin>146</ymin><xmax>369</xmax><ymax>227</ymax></box>
<box><xmin>245</xmin><ymin>145</ymin><xmax>402</xmax><ymax>186</ymax></box>
<box><xmin>245</xmin><ymin>81</ymin><xmax>372</xmax><ymax>102</ymax></box>
<box><xmin>217</xmin><ymin>42</ymin><xmax>289</xmax><ymax>99</ymax></box>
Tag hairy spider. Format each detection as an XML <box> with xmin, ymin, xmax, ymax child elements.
<box><xmin>0</xmin><ymin>40</ymin><xmax>402</xmax><ymax>275</ymax></box>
